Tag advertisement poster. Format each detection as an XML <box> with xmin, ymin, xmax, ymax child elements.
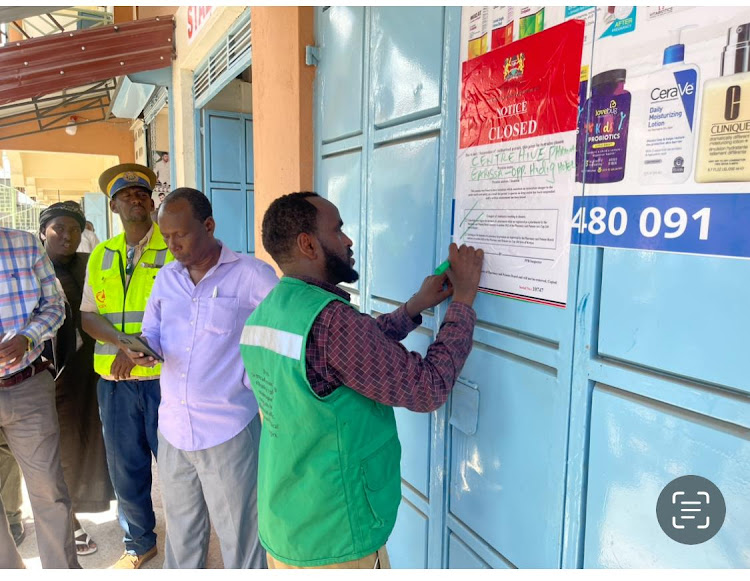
<box><xmin>151</xmin><ymin>151</ymin><xmax>171</xmax><ymax>208</ymax></box>
<box><xmin>456</xmin><ymin>18</ymin><xmax>584</xmax><ymax>307</ymax></box>
<box><xmin>459</xmin><ymin>6</ymin><xmax>750</xmax><ymax>288</ymax></box>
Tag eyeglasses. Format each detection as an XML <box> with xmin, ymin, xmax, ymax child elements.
<box><xmin>125</xmin><ymin>246</ymin><xmax>136</xmax><ymax>276</ymax></box>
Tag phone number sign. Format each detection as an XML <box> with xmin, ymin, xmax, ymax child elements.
<box><xmin>571</xmin><ymin>193</ymin><xmax>750</xmax><ymax>259</ymax></box>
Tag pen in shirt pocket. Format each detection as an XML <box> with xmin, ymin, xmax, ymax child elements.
<box><xmin>211</xmin><ymin>286</ymin><xmax>218</xmax><ymax>298</ymax></box>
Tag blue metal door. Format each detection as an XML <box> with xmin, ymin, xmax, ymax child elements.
<box><xmin>202</xmin><ymin>109</ymin><xmax>255</xmax><ymax>254</ymax></box>
<box><xmin>313</xmin><ymin>6</ymin><xmax>750</xmax><ymax>569</ymax></box>
<box><xmin>314</xmin><ymin>7</ymin><xmax>579</xmax><ymax>569</ymax></box>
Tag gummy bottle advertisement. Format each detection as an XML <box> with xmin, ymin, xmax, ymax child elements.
<box><xmin>457</xmin><ymin>6</ymin><xmax>750</xmax><ymax>306</ymax></box>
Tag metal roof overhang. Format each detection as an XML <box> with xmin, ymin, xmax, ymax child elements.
<box><xmin>0</xmin><ymin>16</ymin><xmax>175</xmax><ymax>107</ymax></box>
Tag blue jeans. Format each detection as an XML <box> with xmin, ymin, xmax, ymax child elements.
<box><xmin>97</xmin><ymin>378</ymin><xmax>160</xmax><ymax>555</ymax></box>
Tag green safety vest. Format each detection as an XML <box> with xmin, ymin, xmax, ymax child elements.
<box><xmin>87</xmin><ymin>225</ymin><xmax>173</xmax><ymax>378</ymax></box>
<box><xmin>239</xmin><ymin>277</ymin><xmax>402</xmax><ymax>566</ymax></box>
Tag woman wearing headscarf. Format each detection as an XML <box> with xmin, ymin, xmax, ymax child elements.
<box><xmin>37</xmin><ymin>201</ymin><xmax>115</xmax><ymax>556</ymax></box>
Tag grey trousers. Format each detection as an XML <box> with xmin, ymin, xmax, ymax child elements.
<box><xmin>0</xmin><ymin>370</ymin><xmax>79</xmax><ymax>569</ymax></box>
<box><xmin>158</xmin><ymin>414</ymin><xmax>266</xmax><ymax>569</ymax></box>
<box><xmin>0</xmin><ymin>430</ymin><xmax>22</xmax><ymax>526</ymax></box>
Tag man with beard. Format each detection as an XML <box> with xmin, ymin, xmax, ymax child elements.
<box><xmin>128</xmin><ymin>188</ymin><xmax>277</xmax><ymax>568</ymax></box>
<box><xmin>239</xmin><ymin>191</ymin><xmax>484</xmax><ymax>569</ymax></box>
<box><xmin>80</xmin><ymin>164</ymin><xmax>173</xmax><ymax>568</ymax></box>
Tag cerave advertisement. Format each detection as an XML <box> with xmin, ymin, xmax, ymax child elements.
<box><xmin>458</xmin><ymin>6</ymin><xmax>750</xmax><ymax>304</ymax></box>
<box><xmin>456</xmin><ymin>16</ymin><xmax>584</xmax><ymax>307</ymax></box>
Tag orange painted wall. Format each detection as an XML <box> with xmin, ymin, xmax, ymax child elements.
<box><xmin>0</xmin><ymin>119</ymin><xmax>135</xmax><ymax>165</ymax></box>
<box><xmin>250</xmin><ymin>6</ymin><xmax>315</xmax><ymax>268</ymax></box>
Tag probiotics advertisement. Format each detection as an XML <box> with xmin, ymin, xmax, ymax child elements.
<box><xmin>458</xmin><ymin>6</ymin><xmax>750</xmax><ymax>304</ymax></box>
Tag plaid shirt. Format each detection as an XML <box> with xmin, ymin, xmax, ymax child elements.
<box><xmin>297</xmin><ymin>276</ymin><xmax>477</xmax><ymax>413</ymax></box>
<box><xmin>0</xmin><ymin>228</ymin><xmax>64</xmax><ymax>378</ymax></box>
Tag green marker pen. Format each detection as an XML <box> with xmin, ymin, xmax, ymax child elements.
<box><xmin>434</xmin><ymin>260</ymin><xmax>451</xmax><ymax>275</ymax></box>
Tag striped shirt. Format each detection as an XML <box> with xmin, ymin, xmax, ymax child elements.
<box><xmin>0</xmin><ymin>228</ymin><xmax>65</xmax><ymax>378</ymax></box>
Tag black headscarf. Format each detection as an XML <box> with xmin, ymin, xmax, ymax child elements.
<box><xmin>39</xmin><ymin>201</ymin><xmax>86</xmax><ymax>236</ymax></box>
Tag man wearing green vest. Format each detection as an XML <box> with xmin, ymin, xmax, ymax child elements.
<box><xmin>239</xmin><ymin>192</ymin><xmax>484</xmax><ymax>569</ymax></box>
<box><xmin>80</xmin><ymin>163</ymin><xmax>172</xmax><ymax>569</ymax></box>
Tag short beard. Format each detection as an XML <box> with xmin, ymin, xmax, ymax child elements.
<box><xmin>322</xmin><ymin>243</ymin><xmax>359</xmax><ymax>284</ymax></box>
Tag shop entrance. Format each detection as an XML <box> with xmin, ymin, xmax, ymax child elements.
<box><xmin>193</xmin><ymin>8</ymin><xmax>254</xmax><ymax>254</ymax></box>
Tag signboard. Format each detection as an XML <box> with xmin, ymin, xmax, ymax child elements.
<box><xmin>187</xmin><ymin>5</ymin><xmax>213</xmax><ymax>43</ymax></box>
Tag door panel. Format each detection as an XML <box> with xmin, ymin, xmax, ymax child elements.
<box><xmin>370</xmin><ymin>136</ymin><xmax>440</xmax><ymax>303</ymax></box>
<box><xmin>598</xmin><ymin>250</ymin><xmax>748</xmax><ymax>392</ymax></box>
<box><xmin>319</xmin><ymin>151</ymin><xmax>362</xmax><ymax>291</ymax></box>
<box><xmin>370</xmin><ymin>7</ymin><xmax>444</xmax><ymax>127</ymax></box>
<box><xmin>203</xmin><ymin>110</ymin><xmax>255</xmax><ymax>254</ymax></box>
<box><xmin>471</xmin><ymin>291</ymin><xmax>568</xmax><ymax>344</ymax></box>
<box><xmin>447</xmin><ymin>535</ymin><xmax>492</xmax><ymax>569</ymax></box>
<box><xmin>584</xmin><ymin>386</ymin><xmax>750</xmax><ymax>568</ymax></box>
<box><xmin>211</xmin><ymin>187</ymin><xmax>246</xmax><ymax>252</ymax></box>
<box><xmin>208</xmin><ymin>115</ymin><xmax>243</xmax><ymax>184</ymax></box>
<box><xmin>396</xmin><ymin>329</ymin><xmax>434</xmax><ymax>498</ymax></box>
<box><xmin>448</xmin><ymin>345</ymin><xmax>566</xmax><ymax>568</ymax></box>
<box><xmin>318</xmin><ymin>7</ymin><xmax>365</xmax><ymax>143</ymax></box>
<box><xmin>386</xmin><ymin>499</ymin><xmax>429</xmax><ymax>568</ymax></box>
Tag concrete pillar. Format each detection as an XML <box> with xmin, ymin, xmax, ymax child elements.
<box><xmin>250</xmin><ymin>7</ymin><xmax>314</xmax><ymax>268</ymax></box>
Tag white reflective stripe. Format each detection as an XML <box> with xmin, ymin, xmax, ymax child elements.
<box><xmin>240</xmin><ymin>325</ymin><xmax>303</xmax><ymax>360</ymax></box>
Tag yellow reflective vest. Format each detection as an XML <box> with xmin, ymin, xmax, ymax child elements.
<box><xmin>87</xmin><ymin>225</ymin><xmax>173</xmax><ymax>377</ymax></box>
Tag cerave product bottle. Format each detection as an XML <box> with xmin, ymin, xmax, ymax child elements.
<box><xmin>576</xmin><ymin>69</ymin><xmax>632</xmax><ymax>184</ymax></box>
<box><xmin>639</xmin><ymin>30</ymin><xmax>700</xmax><ymax>184</ymax></box>
<box><xmin>695</xmin><ymin>22</ymin><xmax>750</xmax><ymax>182</ymax></box>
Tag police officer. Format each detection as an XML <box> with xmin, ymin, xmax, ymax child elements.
<box><xmin>81</xmin><ymin>164</ymin><xmax>173</xmax><ymax>569</ymax></box>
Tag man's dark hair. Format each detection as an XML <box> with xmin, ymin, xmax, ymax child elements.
<box><xmin>161</xmin><ymin>187</ymin><xmax>213</xmax><ymax>222</ymax></box>
<box><xmin>262</xmin><ymin>192</ymin><xmax>320</xmax><ymax>264</ymax></box>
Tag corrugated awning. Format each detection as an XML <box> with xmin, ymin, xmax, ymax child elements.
<box><xmin>0</xmin><ymin>16</ymin><xmax>174</xmax><ymax>107</ymax></box>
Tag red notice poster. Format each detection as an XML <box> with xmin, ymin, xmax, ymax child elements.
<box><xmin>460</xmin><ymin>21</ymin><xmax>583</xmax><ymax>150</ymax></box>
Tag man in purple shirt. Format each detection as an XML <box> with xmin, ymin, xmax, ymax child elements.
<box><xmin>132</xmin><ymin>188</ymin><xmax>278</xmax><ymax>568</ymax></box>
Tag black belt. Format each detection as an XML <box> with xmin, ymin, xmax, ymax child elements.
<box><xmin>0</xmin><ymin>358</ymin><xmax>50</xmax><ymax>389</ymax></box>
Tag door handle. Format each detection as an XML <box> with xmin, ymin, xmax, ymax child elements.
<box><xmin>449</xmin><ymin>376</ymin><xmax>480</xmax><ymax>436</ymax></box>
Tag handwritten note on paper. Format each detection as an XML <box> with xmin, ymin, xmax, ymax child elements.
<box><xmin>467</xmin><ymin>141</ymin><xmax>577</xmax><ymax>185</ymax></box>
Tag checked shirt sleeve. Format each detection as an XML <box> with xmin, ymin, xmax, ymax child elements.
<box><xmin>22</xmin><ymin>240</ymin><xmax>64</xmax><ymax>347</ymax></box>
<box><xmin>321</xmin><ymin>301</ymin><xmax>476</xmax><ymax>413</ymax></box>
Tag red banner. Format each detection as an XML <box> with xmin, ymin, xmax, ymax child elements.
<box><xmin>459</xmin><ymin>20</ymin><xmax>585</xmax><ymax>149</ymax></box>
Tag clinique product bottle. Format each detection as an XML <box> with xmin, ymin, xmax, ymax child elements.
<box><xmin>576</xmin><ymin>69</ymin><xmax>632</xmax><ymax>184</ymax></box>
<box><xmin>695</xmin><ymin>22</ymin><xmax>750</xmax><ymax>182</ymax></box>
<box><xmin>639</xmin><ymin>28</ymin><xmax>700</xmax><ymax>184</ymax></box>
